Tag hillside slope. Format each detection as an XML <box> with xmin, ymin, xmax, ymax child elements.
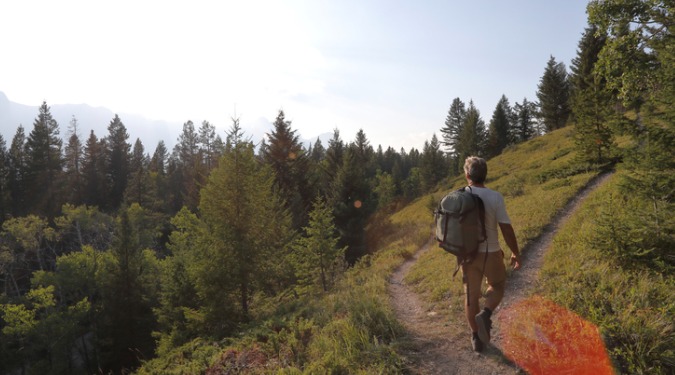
<box><xmin>389</xmin><ymin>125</ymin><xmax>672</xmax><ymax>374</ymax></box>
<box><xmin>389</xmin><ymin>171</ymin><xmax>614</xmax><ymax>374</ymax></box>
<box><xmin>139</xmin><ymin>126</ymin><xmax>669</xmax><ymax>374</ymax></box>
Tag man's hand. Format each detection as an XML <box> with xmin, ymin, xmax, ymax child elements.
<box><xmin>499</xmin><ymin>222</ymin><xmax>521</xmax><ymax>270</ymax></box>
<box><xmin>510</xmin><ymin>254</ymin><xmax>521</xmax><ymax>270</ymax></box>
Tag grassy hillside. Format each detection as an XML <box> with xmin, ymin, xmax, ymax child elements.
<box><xmin>406</xmin><ymin>126</ymin><xmax>599</xmax><ymax>314</ymax></box>
<box><xmin>137</xmin><ymin>126</ymin><xmax>672</xmax><ymax>374</ymax></box>
<box><xmin>538</xmin><ymin>172</ymin><xmax>674</xmax><ymax>373</ymax></box>
<box><xmin>403</xmin><ymin>126</ymin><xmax>672</xmax><ymax>374</ymax></box>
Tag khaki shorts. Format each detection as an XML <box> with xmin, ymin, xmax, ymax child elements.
<box><xmin>462</xmin><ymin>250</ymin><xmax>506</xmax><ymax>301</ymax></box>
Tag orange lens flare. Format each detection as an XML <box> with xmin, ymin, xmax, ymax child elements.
<box><xmin>498</xmin><ymin>296</ymin><xmax>614</xmax><ymax>375</ymax></box>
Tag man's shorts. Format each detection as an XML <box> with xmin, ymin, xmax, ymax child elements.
<box><xmin>462</xmin><ymin>250</ymin><xmax>506</xmax><ymax>300</ymax></box>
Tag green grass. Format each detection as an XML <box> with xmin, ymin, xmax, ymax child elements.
<box><xmin>538</xmin><ymin>173</ymin><xmax>674</xmax><ymax>374</ymax></box>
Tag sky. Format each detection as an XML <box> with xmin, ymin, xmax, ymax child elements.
<box><xmin>0</xmin><ymin>0</ymin><xmax>591</xmax><ymax>151</ymax></box>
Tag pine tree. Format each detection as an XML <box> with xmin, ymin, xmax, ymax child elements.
<box><xmin>82</xmin><ymin>131</ymin><xmax>108</xmax><ymax>209</ymax></box>
<box><xmin>198</xmin><ymin>120</ymin><xmax>219</xmax><ymax>173</ymax></box>
<box><xmin>325</xmin><ymin>129</ymin><xmax>344</xmax><ymax>182</ymax></box>
<box><xmin>148</xmin><ymin>141</ymin><xmax>170</xmax><ymax>213</ymax></box>
<box><xmin>174</xmin><ymin>120</ymin><xmax>202</xmax><ymax>211</ymax></box>
<box><xmin>456</xmin><ymin>100</ymin><xmax>486</xmax><ymax>161</ymax></box>
<box><xmin>149</xmin><ymin>141</ymin><xmax>167</xmax><ymax>175</ymax></box>
<box><xmin>198</xmin><ymin>118</ymin><xmax>293</xmax><ymax>325</ymax></box>
<box><xmin>307</xmin><ymin>137</ymin><xmax>327</xmax><ymax>199</ymax></box>
<box><xmin>7</xmin><ymin>126</ymin><xmax>27</xmax><ymax>217</ymax></box>
<box><xmin>570</xmin><ymin>24</ymin><xmax>614</xmax><ymax>164</ymax></box>
<box><xmin>513</xmin><ymin>98</ymin><xmax>537</xmax><ymax>143</ymax></box>
<box><xmin>386</xmin><ymin>147</ymin><xmax>404</xmax><ymax>196</ymax></box>
<box><xmin>125</xmin><ymin>139</ymin><xmax>151</xmax><ymax>207</ymax></box>
<box><xmin>105</xmin><ymin>115</ymin><xmax>131</xmax><ymax>211</ymax></box>
<box><xmin>262</xmin><ymin>110</ymin><xmax>312</xmax><ymax>230</ymax></box>
<box><xmin>401</xmin><ymin>166</ymin><xmax>422</xmax><ymax>200</ymax></box>
<box><xmin>352</xmin><ymin>129</ymin><xmax>374</xmax><ymax>177</ymax></box>
<box><xmin>99</xmin><ymin>205</ymin><xmax>160</xmax><ymax>372</ymax></box>
<box><xmin>330</xmin><ymin>147</ymin><xmax>369</xmax><ymax>264</ymax></box>
<box><xmin>378</xmin><ymin>146</ymin><xmax>400</xmax><ymax>175</ymax></box>
<box><xmin>570</xmin><ymin>25</ymin><xmax>607</xmax><ymax>95</ymax></box>
<box><xmin>154</xmin><ymin>207</ymin><xmax>204</xmax><ymax>352</ymax></box>
<box><xmin>165</xmin><ymin>153</ymin><xmax>184</xmax><ymax>214</ymax></box>
<box><xmin>24</xmin><ymin>102</ymin><xmax>63</xmax><ymax>219</ymax></box>
<box><xmin>440</xmin><ymin>98</ymin><xmax>466</xmax><ymax>174</ymax></box>
<box><xmin>537</xmin><ymin>56</ymin><xmax>571</xmax><ymax>131</ymax></box>
<box><xmin>486</xmin><ymin>95</ymin><xmax>513</xmax><ymax>158</ymax></box>
<box><xmin>309</xmin><ymin>137</ymin><xmax>325</xmax><ymax>163</ymax></box>
<box><xmin>63</xmin><ymin>116</ymin><xmax>84</xmax><ymax>205</ymax></box>
<box><xmin>420</xmin><ymin>134</ymin><xmax>447</xmax><ymax>192</ymax></box>
<box><xmin>291</xmin><ymin>196</ymin><xmax>345</xmax><ymax>294</ymax></box>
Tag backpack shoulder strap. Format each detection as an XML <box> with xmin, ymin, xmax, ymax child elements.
<box><xmin>466</xmin><ymin>186</ymin><xmax>487</xmax><ymax>241</ymax></box>
<box><xmin>475</xmin><ymin>195</ymin><xmax>487</xmax><ymax>241</ymax></box>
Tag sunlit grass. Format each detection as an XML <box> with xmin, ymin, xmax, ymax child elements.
<box><xmin>538</xmin><ymin>174</ymin><xmax>675</xmax><ymax>374</ymax></box>
<box><xmin>405</xmin><ymin>127</ymin><xmax>597</xmax><ymax>304</ymax></box>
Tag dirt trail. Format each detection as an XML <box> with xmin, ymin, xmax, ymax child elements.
<box><xmin>388</xmin><ymin>172</ymin><xmax>614</xmax><ymax>374</ymax></box>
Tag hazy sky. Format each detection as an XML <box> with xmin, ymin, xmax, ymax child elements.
<box><xmin>1</xmin><ymin>0</ymin><xmax>590</xmax><ymax>151</ymax></box>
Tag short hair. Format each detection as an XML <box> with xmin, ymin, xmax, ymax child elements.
<box><xmin>464</xmin><ymin>156</ymin><xmax>487</xmax><ymax>184</ymax></box>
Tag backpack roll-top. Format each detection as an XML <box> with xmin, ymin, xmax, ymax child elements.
<box><xmin>434</xmin><ymin>187</ymin><xmax>487</xmax><ymax>261</ymax></box>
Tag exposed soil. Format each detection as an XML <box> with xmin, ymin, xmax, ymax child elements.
<box><xmin>388</xmin><ymin>172</ymin><xmax>614</xmax><ymax>374</ymax></box>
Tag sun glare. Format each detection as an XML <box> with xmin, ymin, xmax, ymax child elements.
<box><xmin>498</xmin><ymin>296</ymin><xmax>614</xmax><ymax>375</ymax></box>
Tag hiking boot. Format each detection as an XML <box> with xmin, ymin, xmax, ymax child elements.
<box><xmin>471</xmin><ymin>332</ymin><xmax>483</xmax><ymax>352</ymax></box>
<box><xmin>475</xmin><ymin>309</ymin><xmax>492</xmax><ymax>345</ymax></box>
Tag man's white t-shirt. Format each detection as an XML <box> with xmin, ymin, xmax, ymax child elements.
<box><xmin>467</xmin><ymin>186</ymin><xmax>511</xmax><ymax>253</ymax></box>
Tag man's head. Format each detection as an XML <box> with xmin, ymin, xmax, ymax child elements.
<box><xmin>464</xmin><ymin>156</ymin><xmax>487</xmax><ymax>184</ymax></box>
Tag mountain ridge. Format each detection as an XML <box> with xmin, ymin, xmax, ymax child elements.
<box><xmin>0</xmin><ymin>91</ymin><xmax>332</xmax><ymax>152</ymax></box>
<box><xmin>0</xmin><ymin>91</ymin><xmax>182</xmax><ymax>150</ymax></box>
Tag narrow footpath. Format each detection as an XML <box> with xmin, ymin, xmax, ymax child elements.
<box><xmin>388</xmin><ymin>172</ymin><xmax>614</xmax><ymax>374</ymax></box>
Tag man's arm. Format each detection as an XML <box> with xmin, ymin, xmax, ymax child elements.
<box><xmin>499</xmin><ymin>222</ymin><xmax>521</xmax><ymax>269</ymax></box>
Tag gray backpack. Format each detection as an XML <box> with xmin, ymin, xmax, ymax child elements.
<box><xmin>434</xmin><ymin>186</ymin><xmax>487</xmax><ymax>263</ymax></box>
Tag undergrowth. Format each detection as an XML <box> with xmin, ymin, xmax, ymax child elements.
<box><xmin>138</xmin><ymin>190</ymin><xmax>429</xmax><ymax>374</ymax></box>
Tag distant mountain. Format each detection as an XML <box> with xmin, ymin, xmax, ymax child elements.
<box><xmin>0</xmin><ymin>91</ymin><xmax>330</xmax><ymax>153</ymax></box>
<box><xmin>0</xmin><ymin>91</ymin><xmax>183</xmax><ymax>151</ymax></box>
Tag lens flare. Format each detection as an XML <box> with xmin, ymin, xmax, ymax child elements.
<box><xmin>353</xmin><ymin>200</ymin><xmax>362</xmax><ymax>208</ymax></box>
<box><xmin>498</xmin><ymin>296</ymin><xmax>614</xmax><ymax>375</ymax></box>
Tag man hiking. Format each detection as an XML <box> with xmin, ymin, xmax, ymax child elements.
<box><xmin>461</xmin><ymin>156</ymin><xmax>521</xmax><ymax>352</ymax></box>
